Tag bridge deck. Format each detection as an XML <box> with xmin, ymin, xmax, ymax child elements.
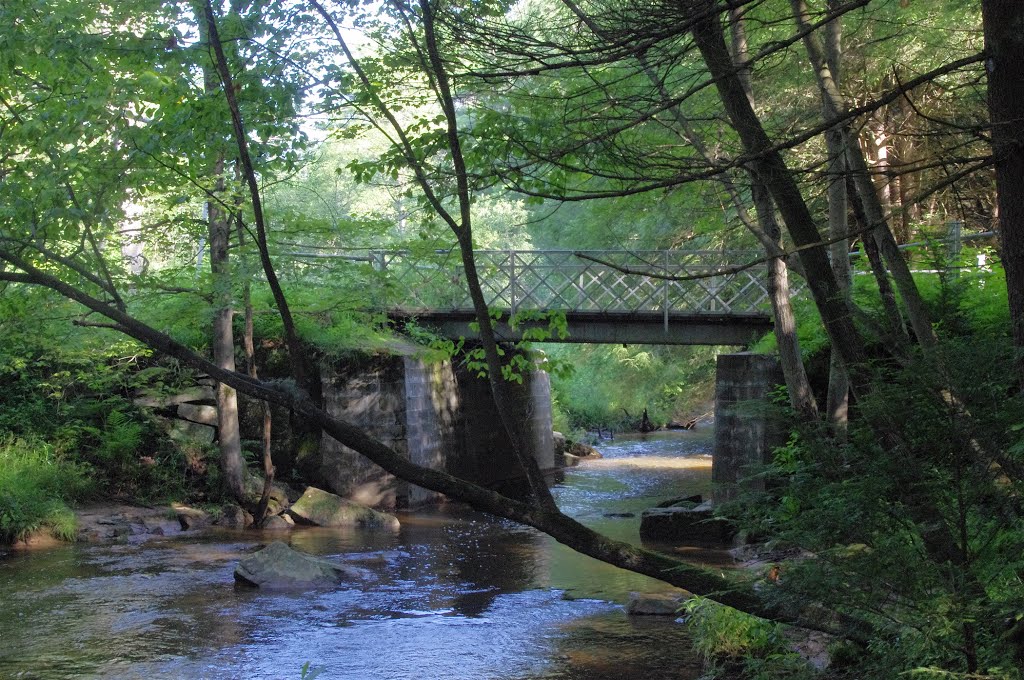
<box><xmin>388</xmin><ymin>309</ymin><xmax>772</xmax><ymax>345</ymax></box>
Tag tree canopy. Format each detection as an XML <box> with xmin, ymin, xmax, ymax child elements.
<box><xmin>2</xmin><ymin>0</ymin><xmax>1024</xmax><ymax>676</ymax></box>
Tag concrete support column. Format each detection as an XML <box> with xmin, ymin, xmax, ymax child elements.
<box><xmin>313</xmin><ymin>354</ymin><xmax>463</xmax><ymax>509</ymax></box>
<box><xmin>712</xmin><ymin>352</ymin><xmax>786</xmax><ymax>505</ymax></box>
<box><xmin>403</xmin><ymin>359</ymin><xmax>462</xmax><ymax>506</ymax></box>
<box><xmin>453</xmin><ymin>347</ymin><xmax>554</xmax><ymax>496</ymax></box>
<box><xmin>310</xmin><ymin>348</ymin><xmax>554</xmax><ymax>507</ymax></box>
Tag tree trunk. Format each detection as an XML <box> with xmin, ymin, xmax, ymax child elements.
<box><xmin>982</xmin><ymin>0</ymin><xmax>1024</xmax><ymax>386</ymax></box>
<box><xmin>689</xmin><ymin>6</ymin><xmax>868</xmax><ymax>382</ymax></box>
<box><xmin>848</xmin><ymin>178</ymin><xmax>907</xmax><ymax>344</ymax></box>
<box><xmin>823</xmin><ymin>0</ymin><xmax>850</xmax><ymax>432</ymax></box>
<box><xmin>788</xmin><ymin>0</ymin><xmax>935</xmax><ymax>351</ymax></box>
<box><xmin>208</xmin><ymin>183</ymin><xmax>245</xmax><ymax>501</ymax></box>
<box><xmin>755</xmin><ymin>182</ymin><xmax>818</xmax><ymax>419</ymax></box>
<box><xmin>845</xmin><ymin>135</ymin><xmax>937</xmax><ymax>349</ymax></box>
<box><xmin>203</xmin><ymin>0</ymin><xmax>325</xmax><ymax>474</ymax></box>
<box><xmin>197</xmin><ymin>5</ymin><xmax>244</xmax><ymax>501</ymax></box>
<box><xmin>730</xmin><ymin>6</ymin><xmax>818</xmax><ymax>420</ymax></box>
<box><xmin>237</xmin><ymin>215</ymin><xmax>274</xmax><ymax>527</ymax></box>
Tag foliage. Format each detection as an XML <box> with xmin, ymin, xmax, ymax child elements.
<box><xmin>0</xmin><ymin>3</ymin><xmax>1019</xmax><ymax>678</ymax></box>
<box><xmin>546</xmin><ymin>343</ymin><xmax>719</xmax><ymax>431</ymax></box>
<box><xmin>731</xmin><ymin>338</ymin><xmax>1024</xmax><ymax>676</ymax></box>
<box><xmin>752</xmin><ymin>256</ymin><xmax>1008</xmax><ymax>360</ymax></box>
<box><xmin>0</xmin><ymin>435</ymin><xmax>92</xmax><ymax>542</ymax></box>
<box><xmin>299</xmin><ymin>661</ymin><xmax>325</xmax><ymax>680</ymax></box>
<box><xmin>682</xmin><ymin>596</ymin><xmax>813</xmax><ymax>680</ymax></box>
<box><xmin>684</xmin><ymin>596</ymin><xmax>783</xmax><ymax>659</ymax></box>
<box><xmin>0</xmin><ymin>287</ymin><xmax>224</xmax><ymax>503</ymax></box>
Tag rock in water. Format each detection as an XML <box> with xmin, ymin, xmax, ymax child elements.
<box><xmin>234</xmin><ymin>541</ymin><xmax>357</xmax><ymax>589</ymax></box>
<box><xmin>217</xmin><ymin>503</ymin><xmax>253</xmax><ymax>528</ymax></box>
<box><xmin>626</xmin><ymin>591</ymin><xmax>689</xmax><ymax>616</ymax></box>
<box><xmin>567</xmin><ymin>441</ymin><xmax>603</xmax><ymax>460</ymax></box>
<box><xmin>261</xmin><ymin>515</ymin><xmax>292</xmax><ymax>531</ymax></box>
<box><xmin>287</xmin><ymin>487</ymin><xmax>401</xmax><ymax>531</ymax></box>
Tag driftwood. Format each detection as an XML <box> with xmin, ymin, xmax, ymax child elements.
<box><xmin>667</xmin><ymin>411</ymin><xmax>712</xmax><ymax>430</ymax></box>
<box><xmin>639</xmin><ymin>408</ymin><xmax>656</xmax><ymax>433</ymax></box>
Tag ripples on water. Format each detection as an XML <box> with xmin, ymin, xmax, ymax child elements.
<box><xmin>0</xmin><ymin>431</ymin><xmax>718</xmax><ymax>679</ymax></box>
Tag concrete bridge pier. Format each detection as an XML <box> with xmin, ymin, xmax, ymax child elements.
<box><xmin>449</xmin><ymin>357</ymin><xmax>555</xmax><ymax>496</ymax></box>
<box><xmin>308</xmin><ymin>354</ymin><xmax>461</xmax><ymax>509</ymax></box>
<box><xmin>711</xmin><ymin>352</ymin><xmax>786</xmax><ymax>505</ymax></box>
<box><xmin>639</xmin><ymin>352</ymin><xmax>786</xmax><ymax>545</ymax></box>
<box><xmin>307</xmin><ymin>348</ymin><xmax>553</xmax><ymax>508</ymax></box>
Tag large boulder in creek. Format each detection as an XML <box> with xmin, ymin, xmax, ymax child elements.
<box><xmin>242</xmin><ymin>471</ymin><xmax>299</xmax><ymax>517</ymax></box>
<box><xmin>261</xmin><ymin>514</ymin><xmax>293</xmax><ymax>531</ymax></box>
<box><xmin>234</xmin><ymin>541</ymin><xmax>361</xmax><ymax>589</ymax></box>
<box><xmin>217</xmin><ymin>503</ymin><xmax>253</xmax><ymax>529</ymax></box>
<box><xmin>287</xmin><ymin>487</ymin><xmax>401</xmax><ymax>532</ymax></box>
<box><xmin>559</xmin><ymin>439</ymin><xmax>603</xmax><ymax>467</ymax></box>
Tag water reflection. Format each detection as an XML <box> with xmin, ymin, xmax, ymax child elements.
<box><xmin>0</xmin><ymin>431</ymin><xmax>717</xmax><ymax>679</ymax></box>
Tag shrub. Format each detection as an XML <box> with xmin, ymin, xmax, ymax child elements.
<box><xmin>682</xmin><ymin>596</ymin><xmax>813</xmax><ymax>679</ymax></box>
<box><xmin>0</xmin><ymin>435</ymin><xmax>93</xmax><ymax>542</ymax></box>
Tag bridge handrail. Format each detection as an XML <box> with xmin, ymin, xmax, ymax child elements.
<box><xmin>283</xmin><ymin>222</ymin><xmax>992</xmax><ymax>319</ymax></box>
<box><xmin>299</xmin><ymin>248</ymin><xmax>776</xmax><ymax>317</ymax></box>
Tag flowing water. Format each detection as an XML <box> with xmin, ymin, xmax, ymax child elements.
<box><xmin>0</xmin><ymin>430</ymin><xmax>725</xmax><ymax>679</ymax></box>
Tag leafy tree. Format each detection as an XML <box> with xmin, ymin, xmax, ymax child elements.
<box><xmin>2</xmin><ymin>2</ymin><xmax>1024</xmax><ymax>674</ymax></box>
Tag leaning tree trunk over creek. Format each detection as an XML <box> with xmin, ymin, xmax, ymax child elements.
<box><xmin>0</xmin><ymin>252</ymin><xmax>873</xmax><ymax>639</ymax></box>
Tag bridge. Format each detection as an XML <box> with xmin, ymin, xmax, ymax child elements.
<box><xmin>293</xmin><ymin>248</ymin><xmax>778</xmax><ymax>345</ymax></box>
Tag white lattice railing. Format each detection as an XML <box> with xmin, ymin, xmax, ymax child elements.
<box><xmin>288</xmin><ymin>227</ymin><xmax>989</xmax><ymax>317</ymax></box>
<box><xmin>297</xmin><ymin>249</ymin><xmax>779</xmax><ymax>316</ymax></box>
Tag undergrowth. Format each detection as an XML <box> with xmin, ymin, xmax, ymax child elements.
<box><xmin>0</xmin><ymin>436</ymin><xmax>93</xmax><ymax>542</ymax></box>
<box><xmin>682</xmin><ymin>596</ymin><xmax>814</xmax><ymax>679</ymax></box>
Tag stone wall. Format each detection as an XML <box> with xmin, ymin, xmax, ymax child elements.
<box><xmin>313</xmin><ymin>355</ymin><xmax>410</xmax><ymax>507</ymax></box>
<box><xmin>711</xmin><ymin>352</ymin><xmax>786</xmax><ymax>505</ymax></box>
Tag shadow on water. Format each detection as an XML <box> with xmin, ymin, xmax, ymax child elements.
<box><xmin>0</xmin><ymin>430</ymin><xmax>722</xmax><ymax>679</ymax></box>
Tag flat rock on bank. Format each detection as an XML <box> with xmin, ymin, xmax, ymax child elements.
<box><xmin>287</xmin><ymin>487</ymin><xmax>400</xmax><ymax>531</ymax></box>
<box><xmin>74</xmin><ymin>504</ymin><xmax>186</xmax><ymax>543</ymax></box>
<box><xmin>234</xmin><ymin>541</ymin><xmax>364</xmax><ymax>589</ymax></box>
<box><xmin>639</xmin><ymin>501</ymin><xmax>735</xmax><ymax>547</ymax></box>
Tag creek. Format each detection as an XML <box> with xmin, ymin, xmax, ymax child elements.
<box><xmin>0</xmin><ymin>430</ymin><xmax>725</xmax><ymax>679</ymax></box>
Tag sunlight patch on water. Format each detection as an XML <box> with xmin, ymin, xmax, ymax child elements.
<box><xmin>580</xmin><ymin>455</ymin><xmax>712</xmax><ymax>470</ymax></box>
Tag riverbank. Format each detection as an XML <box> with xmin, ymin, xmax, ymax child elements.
<box><xmin>8</xmin><ymin>503</ymin><xmax>209</xmax><ymax>550</ymax></box>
